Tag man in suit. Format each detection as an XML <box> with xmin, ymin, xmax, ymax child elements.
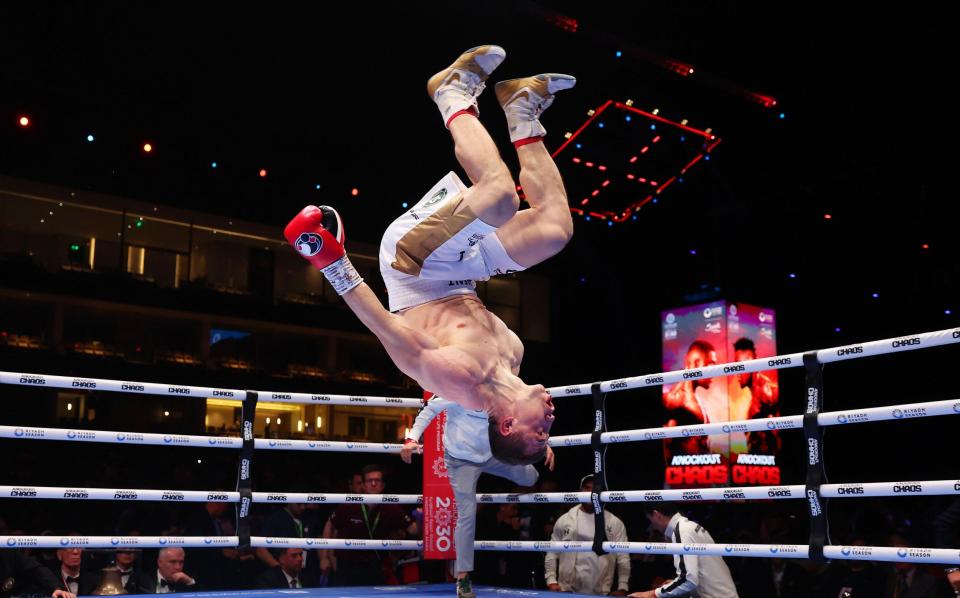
<box><xmin>53</xmin><ymin>547</ymin><xmax>97</xmax><ymax>596</ymax></box>
<box><xmin>881</xmin><ymin>534</ymin><xmax>939</xmax><ymax>598</ymax></box>
<box><xmin>255</xmin><ymin>548</ymin><xmax>314</xmax><ymax>589</ymax></box>
<box><xmin>135</xmin><ymin>547</ymin><xmax>197</xmax><ymax>594</ymax></box>
<box><xmin>102</xmin><ymin>549</ymin><xmax>142</xmax><ymax>594</ymax></box>
<box><xmin>1</xmin><ymin>550</ymin><xmax>73</xmax><ymax>598</ymax></box>
<box><xmin>184</xmin><ymin>500</ymin><xmax>253</xmax><ymax>590</ymax></box>
<box><xmin>255</xmin><ymin>504</ymin><xmax>309</xmax><ymax>570</ymax></box>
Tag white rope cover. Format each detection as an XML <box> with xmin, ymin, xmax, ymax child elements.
<box><xmin>0</xmin><ymin>371</ymin><xmax>422</xmax><ymax>408</ymax></box>
<box><xmin>600</xmin><ymin>541</ymin><xmax>960</xmax><ymax>565</ymax></box>
<box><xmin>2</xmin><ymin>536</ymin><xmax>957</xmax><ymax>564</ymax></box>
<box><xmin>5</xmin><ymin>482</ymin><xmax>956</xmax><ymax>504</ymax></box>
<box><xmin>547</xmin><ymin>327</ymin><xmax>960</xmax><ymax>396</ymax></box>
<box><xmin>254</xmin><ymin>493</ymin><xmax>421</xmax><ymax>505</ymax></box>
<box><xmin>549</xmin><ymin>398</ymin><xmax>960</xmax><ymax>447</ymax></box>
<box><xmin>0</xmin><ymin>486</ymin><xmax>239</xmax><ymax>502</ymax></box>
<box><xmin>249</xmin><ymin>537</ymin><xmax>422</xmax><ymax>551</ymax></box>
<box><xmin>0</xmin><ymin>536</ymin><xmax>239</xmax><ymax>549</ymax></box>
<box><xmin>0</xmin><ymin>425</ymin><xmax>404</xmax><ymax>453</ymax></box>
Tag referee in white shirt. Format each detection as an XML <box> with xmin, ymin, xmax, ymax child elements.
<box><xmin>402</xmin><ymin>396</ymin><xmax>556</xmax><ymax>598</ymax></box>
<box><xmin>545</xmin><ymin>474</ymin><xmax>630</xmax><ymax>595</ymax></box>
<box><xmin>629</xmin><ymin>503</ymin><xmax>738</xmax><ymax>598</ymax></box>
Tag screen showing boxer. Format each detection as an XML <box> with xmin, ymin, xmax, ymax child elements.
<box><xmin>661</xmin><ymin>301</ymin><xmax>780</xmax><ymax>488</ymax></box>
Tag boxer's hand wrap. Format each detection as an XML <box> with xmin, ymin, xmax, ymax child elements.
<box><xmin>321</xmin><ymin>255</ymin><xmax>363</xmax><ymax>296</ymax></box>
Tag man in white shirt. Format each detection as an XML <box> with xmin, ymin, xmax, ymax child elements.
<box><xmin>402</xmin><ymin>396</ymin><xmax>556</xmax><ymax>598</ymax></box>
<box><xmin>545</xmin><ymin>475</ymin><xmax>630</xmax><ymax>595</ymax></box>
<box><xmin>630</xmin><ymin>504</ymin><xmax>738</xmax><ymax>598</ymax></box>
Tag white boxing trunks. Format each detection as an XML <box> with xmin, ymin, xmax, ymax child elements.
<box><xmin>379</xmin><ymin>171</ymin><xmax>525</xmax><ymax>312</ymax></box>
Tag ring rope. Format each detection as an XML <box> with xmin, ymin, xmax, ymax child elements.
<box><xmin>547</xmin><ymin>327</ymin><xmax>960</xmax><ymax>396</ymax></box>
<box><xmin>3</xmin><ymin>328</ymin><xmax>959</xmax><ymax>565</ymax></box>
<box><xmin>5</xmin><ymin>396</ymin><xmax>956</xmax><ymax>453</ymax></box>
<box><xmin>0</xmin><ymin>371</ymin><xmax>422</xmax><ymax>408</ymax></box>
<box><xmin>0</xmin><ymin>425</ymin><xmax>405</xmax><ymax>453</ymax></box>
<box><xmin>5</xmin><ymin>480</ymin><xmax>957</xmax><ymax>504</ymax></box>
<box><xmin>549</xmin><ymin>397</ymin><xmax>960</xmax><ymax>447</ymax></box>
<box><xmin>2</xmin><ymin>536</ymin><xmax>956</xmax><ymax>565</ymax></box>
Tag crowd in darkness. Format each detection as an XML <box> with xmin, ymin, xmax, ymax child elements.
<box><xmin>2</xmin><ymin>435</ymin><xmax>959</xmax><ymax>597</ymax></box>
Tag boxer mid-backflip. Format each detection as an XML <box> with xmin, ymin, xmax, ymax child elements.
<box><xmin>285</xmin><ymin>45</ymin><xmax>574</xmax><ymax>466</ymax></box>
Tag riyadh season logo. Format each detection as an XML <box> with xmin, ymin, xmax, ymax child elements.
<box><xmin>665</xmin><ymin>313</ymin><xmax>676</xmax><ymax>324</ymax></box>
<box><xmin>893</xmin><ymin>409</ymin><xmax>904</xmax><ymax>419</ymax></box>
<box><xmin>722</xmin><ymin>425</ymin><xmax>731</xmax><ymax>433</ymax></box>
<box><xmin>111</xmin><ymin>538</ymin><xmax>121</xmax><ymax>546</ymax></box>
<box><xmin>67</xmin><ymin>430</ymin><xmax>76</xmax><ymax>439</ymax></box>
<box><xmin>837</xmin><ymin>415</ymin><xmax>848</xmax><ymax>424</ymax></box>
<box><xmin>897</xmin><ymin>548</ymin><xmax>908</xmax><ymax>558</ymax></box>
<box><xmin>841</xmin><ymin>546</ymin><xmax>852</xmax><ymax>556</ymax></box>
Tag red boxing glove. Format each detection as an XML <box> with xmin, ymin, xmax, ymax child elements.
<box><xmin>285</xmin><ymin>205</ymin><xmax>363</xmax><ymax>295</ymax></box>
<box><xmin>284</xmin><ymin>205</ymin><xmax>346</xmax><ymax>270</ymax></box>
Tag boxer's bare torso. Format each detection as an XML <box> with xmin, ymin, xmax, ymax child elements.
<box><xmin>399</xmin><ymin>294</ymin><xmax>524</xmax><ymax>408</ymax></box>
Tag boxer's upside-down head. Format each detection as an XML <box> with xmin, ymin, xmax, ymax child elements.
<box><xmin>484</xmin><ymin>378</ymin><xmax>556</xmax><ymax>465</ymax></box>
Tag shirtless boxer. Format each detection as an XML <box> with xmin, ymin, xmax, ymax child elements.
<box><xmin>284</xmin><ymin>45</ymin><xmax>575</xmax><ymax>465</ymax></box>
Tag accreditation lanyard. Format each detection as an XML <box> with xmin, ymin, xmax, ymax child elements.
<box><xmin>361</xmin><ymin>505</ymin><xmax>380</xmax><ymax>539</ymax></box>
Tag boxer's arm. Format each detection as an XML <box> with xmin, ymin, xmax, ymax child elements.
<box><xmin>341</xmin><ymin>285</ymin><xmax>482</xmax><ymax>407</ymax></box>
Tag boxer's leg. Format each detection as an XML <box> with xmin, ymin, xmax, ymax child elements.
<box><xmin>428</xmin><ymin>45</ymin><xmax>519</xmax><ymax>227</ymax></box>
<box><xmin>492</xmin><ymin>74</ymin><xmax>576</xmax><ymax>268</ymax></box>
<box><xmin>447</xmin><ymin>116</ymin><xmax>519</xmax><ymax>228</ymax></box>
<box><xmin>495</xmin><ymin>140</ymin><xmax>574</xmax><ymax>268</ymax></box>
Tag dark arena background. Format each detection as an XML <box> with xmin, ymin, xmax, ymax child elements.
<box><xmin>1</xmin><ymin>3</ymin><xmax>958</xmax><ymax>598</ymax></box>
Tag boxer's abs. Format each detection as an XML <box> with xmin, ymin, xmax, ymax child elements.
<box><xmin>400</xmin><ymin>295</ymin><xmax>523</xmax><ymax>374</ymax></box>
